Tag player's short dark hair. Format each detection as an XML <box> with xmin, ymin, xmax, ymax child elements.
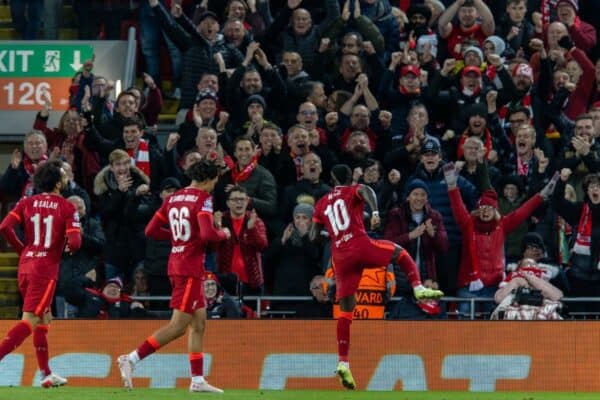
<box><xmin>331</xmin><ymin>164</ymin><xmax>352</xmax><ymax>185</ymax></box>
<box><xmin>185</xmin><ymin>159</ymin><xmax>220</xmax><ymax>182</ymax></box>
<box><xmin>33</xmin><ymin>160</ymin><xmax>64</xmax><ymax>193</ymax></box>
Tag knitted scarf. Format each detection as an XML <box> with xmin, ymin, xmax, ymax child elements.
<box><xmin>127</xmin><ymin>139</ymin><xmax>150</xmax><ymax>178</ymax></box>
<box><xmin>22</xmin><ymin>154</ymin><xmax>48</xmax><ymax>196</ymax></box>
<box><xmin>573</xmin><ymin>203</ymin><xmax>592</xmax><ymax>255</ymax></box>
<box><xmin>228</xmin><ymin>152</ymin><xmax>259</xmax><ymax>183</ymax></box>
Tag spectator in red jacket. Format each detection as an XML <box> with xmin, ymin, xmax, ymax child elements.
<box><xmin>554</xmin><ymin>0</ymin><xmax>596</xmax><ymax>54</ymax></box>
<box><xmin>214</xmin><ymin>185</ymin><xmax>268</xmax><ymax>302</ymax></box>
<box><xmin>443</xmin><ymin>162</ymin><xmax>558</xmax><ymax>318</ymax></box>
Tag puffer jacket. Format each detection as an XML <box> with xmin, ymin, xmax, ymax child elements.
<box><xmin>94</xmin><ymin>165</ymin><xmax>153</xmax><ymax>268</ymax></box>
<box><xmin>408</xmin><ymin>163</ymin><xmax>478</xmax><ymax>244</ymax></box>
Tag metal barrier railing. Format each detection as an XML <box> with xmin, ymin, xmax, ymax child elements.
<box><xmin>129</xmin><ymin>295</ymin><xmax>600</xmax><ymax>320</ymax></box>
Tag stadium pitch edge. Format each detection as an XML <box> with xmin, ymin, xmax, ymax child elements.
<box><xmin>0</xmin><ymin>388</ymin><xmax>597</xmax><ymax>400</ymax></box>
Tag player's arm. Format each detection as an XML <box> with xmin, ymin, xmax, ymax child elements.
<box><xmin>65</xmin><ymin>204</ymin><xmax>82</xmax><ymax>253</ymax></box>
<box><xmin>197</xmin><ymin>212</ymin><xmax>229</xmax><ymax>242</ymax></box>
<box><xmin>0</xmin><ymin>209</ymin><xmax>25</xmax><ymax>254</ymax></box>
<box><xmin>145</xmin><ymin>211</ymin><xmax>171</xmax><ymax>241</ymax></box>
<box><xmin>309</xmin><ymin>220</ymin><xmax>325</xmax><ymax>242</ymax></box>
<box><xmin>357</xmin><ymin>184</ymin><xmax>379</xmax><ymax>213</ymax></box>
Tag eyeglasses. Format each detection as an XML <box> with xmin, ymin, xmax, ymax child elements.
<box><xmin>588</xmin><ymin>183</ymin><xmax>600</xmax><ymax>190</ymax></box>
<box><xmin>509</xmin><ymin>119</ymin><xmax>527</xmax><ymax>124</ymax></box>
<box><xmin>228</xmin><ymin>197</ymin><xmax>247</xmax><ymax>203</ymax></box>
<box><xmin>299</xmin><ymin>110</ymin><xmax>317</xmax><ymax>116</ymax></box>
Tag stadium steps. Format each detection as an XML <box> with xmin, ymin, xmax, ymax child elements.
<box><xmin>0</xmin><ymin>4</ymin><xmax>77</xmax><ymax>39</ymax></box>
<box><xmin>0</xmin><ymin>253</ymin><xmax>19</xmax><ymax>319</ymax></box>
<box><xmin>157</xmin><ymin>80</ymin><xmax>180</xmax><ymax>124</ymax></box>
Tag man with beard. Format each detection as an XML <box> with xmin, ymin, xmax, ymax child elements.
<box><xmin>339</xmin><ymin>131</ymin><xmax>372</xmax><ymax>172</ymax></box>
<box><xmin>438</xmin><ymin>0</ymin><xmax>495</xmax><ymax>59</ymax></box>
<box><xmin>223</xmin><ymin>18</ymin><xmax>251</xmax><ymax>54</ymax></box>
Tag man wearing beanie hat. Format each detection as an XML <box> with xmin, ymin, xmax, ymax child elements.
<box><xmin>444</xmin><ymin>162</ymin><xmax>559</xmax><ymax>318</ymax></box>
<box><xmin>384</xmin><ymin>178</ymin><xmax>448</xmax><ymax>320</ymax></box>
<box><xmin>555</xmin><ymin>0</ymin><xmax>596</xmax><ymax>53</ymax></box>
<box><xmin>312</xmin><ymin>164</ymin><xmax>443</xmax><ymax>388</ymax></box>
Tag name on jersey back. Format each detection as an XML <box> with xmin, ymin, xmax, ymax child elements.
<box><xmin>168</xmin><ymin>194</ymin><xmax>199</xmax><ymax>203</ymax></box>
<box><xmin>33</xmin><ymin>200</ymin><xmax>58</xmax><ymax>209</ymax></box>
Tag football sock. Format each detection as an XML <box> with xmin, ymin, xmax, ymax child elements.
<box><xmin>0</xmin><ymin>320</ymin><xmax>33</xmax><ymax>360</ymax></box>
<box><xmin>337</xmin><ymin>312</ymin><xmax>353</xmax><ymax>362</ymax></box>
<box><xmin>133</xmin><ymin>335</ymin><xmax>161</xmax><ymax>363</ymax></box>
<box><xmin>189</xmin><ymin>352</ymin><xmax>204</xmax><ymax>377</ymax></box>
<box><xmin>396</xmin><ymin>249</ymin><xmax>422</xmax><ymax>288</ymax></box>
<box><xmin>33</xmin><ymin>325</ymin><xmax>51</xmax><ymax>376</ymax></box>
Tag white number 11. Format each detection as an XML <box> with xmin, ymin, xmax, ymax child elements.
<box><xmin>30</xmin><ymin>214</ymin><xmax>53</xmax><ymax>248</ymax></box>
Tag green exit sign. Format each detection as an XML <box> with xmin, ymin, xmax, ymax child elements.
<box><xmin>0</xmin><ymin>44</ymin><xmax>94</xmax><ymax>78</ymax></box>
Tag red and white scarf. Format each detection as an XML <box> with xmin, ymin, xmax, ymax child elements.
<box><xmin>573</xmin><ymin>203</ymin><xmax>593</xmax><ymax>255</ymax></box>
<box><xmin>498</xmin><ymin>92</ymin><xmax>532</xmax><ymax>129</ymax></box>
<box><xmin>516</xmin><ymin>155</ymin><xmax>530</xmax><ymax>176</ymax></box>
<box><xmin>226</xmin><ymin>152</ymin><xmax>260</xmax><ymax>183</ymax></box>
<box><xmin>127</xmin><ymin>139</ymin><xmax>150</xmax><ymax>178</ymax></box>
<box><xmin>22</xmin><ymin>154</ymin><xmax>48</xmax><ymax>196</ymax></box>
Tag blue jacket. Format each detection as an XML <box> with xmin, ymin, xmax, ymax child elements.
<box><xmin>408</xmin><ymin>163</ymin><xmax>477</xmax><ymax>244</ymax></box>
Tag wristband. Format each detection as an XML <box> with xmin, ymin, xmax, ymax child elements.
<box><xmin>372</xmin><ymin>211</ymin><xmax>379</xmax><ymax>217</ymax></box>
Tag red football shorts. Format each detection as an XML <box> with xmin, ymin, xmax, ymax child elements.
<box><xmin>18</xmin><ymin>274</ymin><xmax>56</xmax><ymax>318</ymax></box>
<box><xmin>169</xmin><ymin>276</ymin><xmax>206</xmax><ymax>314</ymax></box>
<box><xmin>332</xmin><ymin>236</ymin><xmax>396</xmax><ymax>299</ymax></box>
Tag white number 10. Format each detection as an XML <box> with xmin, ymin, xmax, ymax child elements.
<box><xmin>30</xmin><ymin>213</ymin><xmax>53</xmax><ymax>248</ymax></box>
<box><xmin>324</xmin><ymin>199</ymin><xmax>350</xmax><ymax>236</ymax></box>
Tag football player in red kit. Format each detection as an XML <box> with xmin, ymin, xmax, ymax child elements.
<box><xmin>311</xmin><ymin>164</ymin><xmax>443</xmax><ymax>389</ymax></box>
<box><xmin>0</xmin><ymin>160</ymin><xmax>81</xmax><ymax>388</ymax></box>
<box><xmin>117</xmin><ymin>159</ymin><xmax>230</xmax><ymax>393</ymax></box>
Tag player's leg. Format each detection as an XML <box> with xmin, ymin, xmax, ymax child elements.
<box><xmin>36</xmin><ymin>311</ymin><xmax>65</xmax><ymax>388</ymax></box>
<box><xmin>384</xmin><ymin>241</ymin><xmax>444</xmax><ymax>300</ymax></box>
<box><xmin>333</xmin><ymin>258</ymin><xmax>360</xmax><ymax>390</ymax></box>
<box><xmin>0</xmin><ymin>276</ymin><xmax>50</xmax><ymax>362</ymax></box>
<box><xmin>187</xmin><ymin>308</ymin><xmax>223</xmax><ymax>393</ymax></box>
<box><xmin>118</xmin><ymin>309</ymin><xmax>192</xmax><ymax>389</ymax></box>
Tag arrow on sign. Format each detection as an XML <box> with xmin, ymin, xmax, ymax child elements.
<box><xmin>70</xmin><ymin>51</ymin><xmax>82</xmax><ymax>71</ymax></box>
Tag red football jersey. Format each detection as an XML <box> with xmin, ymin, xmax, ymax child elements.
<box><xmin>8</xmin><ymin>194</ymin><xmax>80</xmax><ymax>279</ymax></box>
<box><xmin>154</xmin><ymin>187</ymin><xmax>216</xmax><ymax>278</ymax></box>
<box><xmin>313</xmin><ymin>185</ymin><xmax>368</xmax><ymax>254</ymax></box>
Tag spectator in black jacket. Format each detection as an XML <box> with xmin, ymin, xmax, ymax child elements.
<box><xmin>143</xmin><ymin>177</ymin><xmax>181</xmax><ymax>311</ymax></box>
<box><xmin>93</xmin><ymin>150</ymin><xmax>154</xmax><ymax>283</ymax></box>
<box><xmin>71</xmin><ymin>277</ymin><xmax>147</xmax><ymax>319</ymax></box>
<box><xmin>148</xmin><ymin>0</ymin><xmax>244</xmax><ymax>113</ymax></box>
<box><xmin>55</xmin><ymin>195</ymin><xmax>105</xmax><ymax>318</ymax></box>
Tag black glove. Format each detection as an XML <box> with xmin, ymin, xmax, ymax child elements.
<box><xmin>558</xmin><ymin>35</ymin><xmax>575</xmax><ymax>51</ymax></box>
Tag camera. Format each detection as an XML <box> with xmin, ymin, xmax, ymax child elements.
<box><xmin>513</xmin><ymin>286</ymin><xmax>544</xmax><ymax>306</ymax></box>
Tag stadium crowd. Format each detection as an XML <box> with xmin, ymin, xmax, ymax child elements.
<box><xmin>3</xmin><ymin>0</ymin><xmax>600</xmax><ymax>319</ymax></box>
